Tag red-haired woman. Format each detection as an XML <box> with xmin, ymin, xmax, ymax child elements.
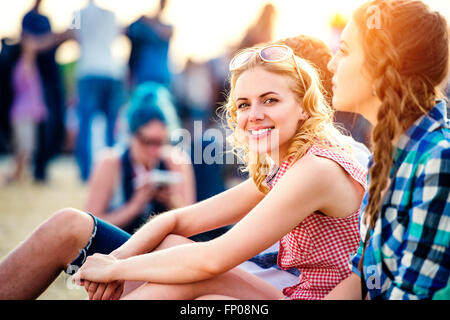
<box><xmin>326</xmin><ymin>0</ymin><xmax>449</xmax><ymax>299</ymax></box>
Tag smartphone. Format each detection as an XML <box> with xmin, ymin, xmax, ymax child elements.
<box><xmin>133</xmin><ymin>169</ymin><xmax>182</xmax><ymax>189</ymax></box>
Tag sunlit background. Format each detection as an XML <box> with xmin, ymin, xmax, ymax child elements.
<box><xmin>1</xmin><ymin>0</ymin><xmax>449</xmax><ymax>72</ymax></box>
<box><xmin>0</xmin><ymin>0</ymin><xmax>449</xmax><ymax>300</ymax></box>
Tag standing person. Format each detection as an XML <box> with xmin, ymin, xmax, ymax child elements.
<box><xmin>127</xmin><ymin>0</ymin><xmax>173</xmax><ymax>89</ymax></box>
<box><xmin>22</xmin><ymin>0</ymin><xmax>66</xmax><ymax>182</ymax></box>
<box><xmin>73</xmin><ymin>0</ymin><xmax>126</xmax><ymax>182</ymax></box>
<box><xmin>0</xmin><ymin>44</ymin><xmax>366</xmax><ymax>300</ymax></box>
<box><xmin>172</xmin><ymin>59</ymin><xmax>215</xmax><ymax>125</ymax></box>
<box><xmin>6</xmin><ymin>31</ymin><xmax>68</xmax><ymax>184</ymax></box>
<box><xmin>325</xmin><ymin>0</ymin><xmax>449</xmax><ymax>300</ymax></box>
<box><xmin>237</xmin><ymin>3</ymin><xmax>277</xmax><ymax>50</ymax></box>
<box><xmin>7</xmin><ymin>34</ymin><xmax>46</xmax><ymax>184</ymax></box>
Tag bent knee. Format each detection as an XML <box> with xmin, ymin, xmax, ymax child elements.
<box><xmin>38</xmin><ymin>208</ymin><xmax>94</xmax><ymax>246</ymax></box>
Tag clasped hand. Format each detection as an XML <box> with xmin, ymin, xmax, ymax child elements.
<box><xmin>72</xmin><ymin>253</ymin><xmax>123</xmax><ymax>300</ymax></box>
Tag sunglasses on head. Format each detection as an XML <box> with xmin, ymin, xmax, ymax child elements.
<box><xmin>136</xmin><ymin>132</ymin><xmax>166</xmax><ymax>147</ymax></box>
<box><xmin>229</xmin><ymin>44</ymin><xmax>307</xmax><ymax>92</ymax></box>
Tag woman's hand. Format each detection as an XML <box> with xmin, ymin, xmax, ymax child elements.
<box><xmin>73</xmin><ymin>253</ymin><xmax>119</xmax><ymax>284</ymax></box>
<box><xmin>84</xmin><ymin>280</ymin><xmax>124</xmax><ymax>300</ymax></box>
<box><xmin>131</xmin><ymin>183</ymin><xmax>156</xmax><ymax>210</ymax></box>
<box><xmin>154</xmin><ymin>186</ymin><xmax>182</xmax><ymax>209</ymax></box>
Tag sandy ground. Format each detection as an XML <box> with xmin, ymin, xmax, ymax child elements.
<box><xmin>0</xmin><ymin>155</ymin><xmax>89</xmax><ymax>300</ymax></box>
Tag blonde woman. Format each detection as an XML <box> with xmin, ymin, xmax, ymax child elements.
<box><xmin>0</xmin><ymin>44</ymin><xmax>366</xmax><ymax>300</ymax></box>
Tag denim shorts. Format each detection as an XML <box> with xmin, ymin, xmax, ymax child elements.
<box><xmin>65</xmin><ymin>213</ymin><xmax>131</xmax><ymax>275</ymax></box>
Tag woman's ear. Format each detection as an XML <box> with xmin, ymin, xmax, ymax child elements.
<box><xmin>297</xmin><ymin>104</ymin><xmax>309</xmax><ymax>121</ymax></box>
<box><xmin>296</xmin><ymin>99</ymin><xmax>309</xmax><ymax>121</ymax></box>
<box><xmin>299</xmin><ymin>109</ymin><xmax>309</xmax><ymax>120</ymax></box>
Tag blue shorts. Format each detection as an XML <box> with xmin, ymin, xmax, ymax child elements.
<box><xmin>65</xmin><ymin>213</ymin><xmax>131</xmax><ymax>275</ymax></box>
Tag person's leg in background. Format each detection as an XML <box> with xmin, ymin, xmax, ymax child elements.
<box><xmin>75</xmin><ymin>77</ymin><xmax>100</xmax><ymax>182</ymax></box>
<box><xmin>103</xmin><ymin>78</ymin><xmax>123</xmax><ymax>148</ymax></box>
<box><xmin>7</xmin><ymin>118</ymin><xmax>36</xmax><ymax>183</ymax></box>
<box><xmin>33</xmin><ymin>73</ymin><xmax>66</xmax><ymax>182</ymax></box>
<box><xmin>33</xmin><ymin>118</ymin><xmax>48</xmax><ymax>182</ymax></box>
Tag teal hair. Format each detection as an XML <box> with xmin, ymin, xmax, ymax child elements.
<box><xmin>127</xmin><ymin>82</ymin><xmax>180</xmax><ymax>135</ymax></box>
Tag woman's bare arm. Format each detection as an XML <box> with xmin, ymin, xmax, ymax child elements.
<box><xmin>110</xmin><ymin>177</ymin><xmax>265</xmax><ymax>259</ymax></box>
<box><xmin>323</xmin><ymin>273</ymin><xmax>362</xmax><ymax>300</ymax></box>
<box><xmin>76</xmin><ymin>153</ymin><xmax>363</xmax><ymax>284</ymax></box>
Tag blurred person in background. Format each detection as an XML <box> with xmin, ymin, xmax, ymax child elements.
<box><xmin>126</xmin><ymin>0</ymin><xmax>173</xmax><ymax>90</ymax></box>
<box><xmin>22</xmin><ymin>0</ymin><xmax>67</xmax><ymax>182</ymax></box>
<box><xmin>4</xmin><ymin>30</ymin><xmax>70</xmax><ymax>184</ymax></box>
<box><xmin>84</xmin><ymin>83</ymin><xmax>195</xmax><ymax>234</ymax></box>
<box><xmin>237</xmin><ymin>3</ymin><xmax>277</xmax><ymax>50</ymax></box>
<box><xmin>172</xmin><ymin>59</ymin><xmax>215</xmax><ymax>128</ymax></box>
<box><xmin>186</xmin><ymin>117</ymin><xmax>231</xmax><ymax>242</ymax></box>
<box><xmin>72</xmin><ymin>0</ymin><xmax>126</xmax><ymax>182</ymax></box>
<box><xmin>0</xmin><ymin>39</ymin><xmax>20</xmax><ymax>155</ymax></box>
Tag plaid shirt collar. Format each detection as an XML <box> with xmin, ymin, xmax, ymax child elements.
<box><xmin>394</xmin><ymin>100</ymin><xmax>448</xmax><ymax>161</ymax></box>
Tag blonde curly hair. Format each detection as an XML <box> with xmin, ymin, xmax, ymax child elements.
<box><xmin>222</xmin><ymin>46</ymin><xmax>353</xmax><ymax>194</ymax></box>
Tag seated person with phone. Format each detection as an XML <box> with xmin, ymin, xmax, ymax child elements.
<box><xmin>84</xmin><ymin>86</ymin><xmax>196</xmax><ymax>234</ymax></box>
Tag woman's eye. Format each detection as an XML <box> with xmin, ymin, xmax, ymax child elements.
<box><xmin>264</xmin><ymin>98</ymin><xmax>277</xmax><ymax>104</ymax></box>
<box><xmin>237</xmin><ymin>102</ymin><xmax>249</xmax><ymax>109</ymax></box>
<box><xmin>338</xmin><ymin>47</ymin><xmax>348</xmax><ymax>55</ymax></box>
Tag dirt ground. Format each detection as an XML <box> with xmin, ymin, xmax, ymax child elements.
<box><xmin>0</xmin><ymin>155</ymin><xmax>89</xmax><ymax>300</ymax></box>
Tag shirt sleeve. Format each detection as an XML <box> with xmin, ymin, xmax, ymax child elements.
<box><xmin>350</xmin><ymin>192</ymin><xmax>370</xmax><ymax>278</ymax></box>
<box><xmin>386</xmin><ymin>146</ymin><xmax>450</xmax><ymax>300</ymax></box>
<box><xmin>350</xmin><ymin>240</ymin><xmax>364</xmax><ymax>277</ymax></box>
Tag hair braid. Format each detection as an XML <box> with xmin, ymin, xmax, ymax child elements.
<box><xmin>365</xmin><ymin>59</ymin><xmax>404</xmax><ymax>228</ymax></box>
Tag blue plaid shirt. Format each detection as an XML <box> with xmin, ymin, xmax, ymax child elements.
<box><xmin>351</xmin><ymin>101</ymin><xmax>450</xmax><ymax>300</ymax></box>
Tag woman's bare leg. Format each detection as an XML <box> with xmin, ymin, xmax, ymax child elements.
<box><xmin>0</xmin><ymin>208</ymin><xmax>95</xmax><ymax>299</ymax></box>
<box><xmin>120</xmin><ymin>235</ymin><xmax>285</xmax><ymax>300</ymax></box>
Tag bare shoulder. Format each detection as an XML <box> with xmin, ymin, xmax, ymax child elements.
<box><xmin>286</xmin><ymin>151</ymin><xmax>364</xmax><ymax>218</ymax></box>
<box><xmin>288</xmin><ymin>152</ymin><xmax>346</xmax><ymax>183</ymax></box>
<box><xmin>91</xmin><ymin>148</ymin><xmax>121</xmax><ymax>176</ymax></box>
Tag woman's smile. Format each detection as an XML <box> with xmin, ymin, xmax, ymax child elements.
<box><xmin>247</xmin><ymin>126</ymin><xmax>275</xmax><ymax>139</ymax></box>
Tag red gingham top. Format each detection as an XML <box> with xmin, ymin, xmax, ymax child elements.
<box><xmin>266</xmin><ymin>144</ymin><xmax>367</xmax><ymax>300</ymax></box>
